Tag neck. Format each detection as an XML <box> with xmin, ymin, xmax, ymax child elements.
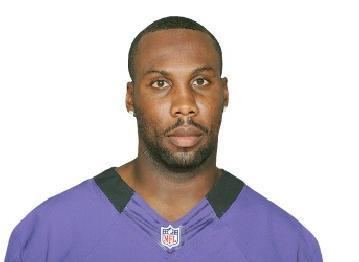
<box><xmin>117</xmin><ymin>141</ymin><xmax>221</xmax><ymax>221</ymax></box>
<box><xmin>138</xmin><ymin>148</ymin><xmax>219</xmax><ymax>194</ymax></box>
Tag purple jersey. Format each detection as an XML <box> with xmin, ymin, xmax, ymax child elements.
<box><xmin>5</xmin><ymin>167</ymin><xmax>322</xmax><ymax>261</ymax></box>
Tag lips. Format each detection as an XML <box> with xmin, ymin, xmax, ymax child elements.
<box><xmin>167</xmin><ymin>126</ymin><xmax>203</xmax><ymax>137</ymax></box>
<box><xmin>166</xmin><ymin>126</ymin><xmax>203</xmax><ymax>148</ymax></box>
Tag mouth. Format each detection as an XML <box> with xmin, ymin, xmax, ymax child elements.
<box><xmin>167</xmin><ymin>135</ymin><xmax>203</xmax><ymax>148</ymax></box>
<box><xmin>165</xmin><ymin>125</ymin><xmax>204</xmax><ymax>148</ymax></box>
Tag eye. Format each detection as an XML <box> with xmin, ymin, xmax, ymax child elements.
<box><xmin>192</xmin><ymin>77</ymin><xmax>209</xmax><ymax>88</ymax></box>
<box><xmin>151</xmin><ymin>79</ymin><xmax>170</xmax><ymax>89</ymax></box>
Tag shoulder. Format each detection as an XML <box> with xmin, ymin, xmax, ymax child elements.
<box><xmin>5</xmin><ymin>176</ymin><xmax>116</xmax><ymax>261</ymax></box>
<box><xmin>224</xmin><ymin>184</ymin><xmax>322</xmax><ymax>261</ymax></box>
<box><xmin>15</xmin><ymin>178</ymin><xmax>98</xmax><ymax>231</ymax></box>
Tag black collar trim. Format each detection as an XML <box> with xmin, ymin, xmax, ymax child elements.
<box><xmin>94</xmin><ymin>167</ymin><xmax>134</xmax><ymax>213</ymax></box>
<box><xmin>94</xmin><ymin>167</ymin><xmax>244</xmax><ymax>218</ymax></box>
<box><xmin>206</xmin><ymin>169</ymin><xmax>244</xmax><ymax>218</ymax></box>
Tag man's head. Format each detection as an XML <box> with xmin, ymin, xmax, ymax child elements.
<box><xmin>128</xmin><ymin>16</ymin><xmax>223</xmax><ymax>82</ymax></box>
<box><xmin>126</xmin><ymin>16</ymin><xmax>229</xmax><ymax>173</ymax></box>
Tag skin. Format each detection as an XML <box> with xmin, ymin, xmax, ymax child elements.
<box><xmin>116</xmin><ymin>28</ymin><xmax>229</xmax><ymax>222</ymax></box>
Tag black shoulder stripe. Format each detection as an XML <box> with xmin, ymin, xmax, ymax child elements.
<box><xmin>94</xmin><ymin>167</ymin><xmax>134</xmax><ymax>213</ymax></box>
<box><xmin>206</xmin><ymin>169</ymin><xmax>244</xmax><ymax>218</ymax></box>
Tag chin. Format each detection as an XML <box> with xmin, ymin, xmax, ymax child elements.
<box><xmin>142</xmin><ymin>134</ymin><xmax>216</xmax><ymax>171</ymax></box>
<box><xmin>160</xmin><ymin>151</ymin><xmax>209</xmax><ymax>171</ymax></box>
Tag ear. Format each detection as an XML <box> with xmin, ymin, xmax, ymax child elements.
<box><xmin>126</xmin><ymin>81</ymin><xmax>135</xmax><ymax>113</ymax></box>
<box><xmin>221</xmin><ymin>77</ymin><xmax>229</xmax><ymax>107</ymax></box>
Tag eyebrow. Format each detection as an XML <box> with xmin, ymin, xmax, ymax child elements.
<box><xmin>143</xmin><ymin>65</ymin><xmax>216</xmax><ymax>77</ymax></box>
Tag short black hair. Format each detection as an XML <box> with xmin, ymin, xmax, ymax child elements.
<box><xmin>128</xmin><ymin>16</ymin><xmax>222</xmax><ymax>81</ymax></box>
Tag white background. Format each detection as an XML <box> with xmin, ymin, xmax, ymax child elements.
<box><xmin>0</xmin><ymin>0</ymin><xmax>358</xmax><ymax>261</ymax></box>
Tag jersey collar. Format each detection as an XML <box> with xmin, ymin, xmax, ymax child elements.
<box><xmin>94</xmin><ymin>166</ymin><xmax>244</xmax><ymax>218</ymax></box>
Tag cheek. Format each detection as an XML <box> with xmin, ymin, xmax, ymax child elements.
<box><xmin>136</xmin><ymin>100</ymin><xmax>171</xmax><ymax>134</ymax></box>
<box><xmin>198</xmin><ymin>98</ymin><xmax>224</xmax><ymax>137</ymax></box>
<box><xmin>145</xmin><ymin>100</ymin><xmax>170</xmax><ymax>121</ymax></box>
<box><xmin>198</xmin><ymin>95</ymin><xmax>223</xmax><ymax>119</ymax></box>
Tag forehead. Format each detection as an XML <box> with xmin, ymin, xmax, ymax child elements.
<box><xmin>134</xmin><ymin>29</ymin><xmax>220</xmax><ymax>76</ymax></box>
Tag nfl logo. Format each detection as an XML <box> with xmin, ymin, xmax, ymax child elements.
<box><xmin>160</xmin><ymin>225</ymin><xmax>181</xmax><ymax>249</ymax></box>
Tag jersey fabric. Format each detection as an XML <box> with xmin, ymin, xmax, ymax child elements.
<box><xmin>5</xmin><ymin>167</ymin><xmax>322</xmax><ymax>261</ymax></box>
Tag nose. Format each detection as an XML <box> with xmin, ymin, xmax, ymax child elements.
<box><xmin>170</xmin><ymin>84</ymin><xmax>199</xmax><ymax>118</ymax></box>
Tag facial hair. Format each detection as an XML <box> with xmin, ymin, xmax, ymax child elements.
<box><xmin>135</xmin><ymin>109</ymin><xmax>221</xmax><ymax>173</ymax></box>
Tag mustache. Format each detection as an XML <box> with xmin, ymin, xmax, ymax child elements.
<box><xmin>164</xmin><ymin>117</ymin><xmax>209</xmax><ymax>136</ymax></box>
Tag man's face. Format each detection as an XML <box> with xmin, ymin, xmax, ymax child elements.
<box><xmin>127</xmin><ymin>29</ymin><xmax>228</xmax><ymax>172</ymax></box>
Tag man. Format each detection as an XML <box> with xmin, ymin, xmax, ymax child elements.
<box><xmin>5</xmin><ymin>16</ymin><xmax>322</xmax><ymax>261</ymax></box>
